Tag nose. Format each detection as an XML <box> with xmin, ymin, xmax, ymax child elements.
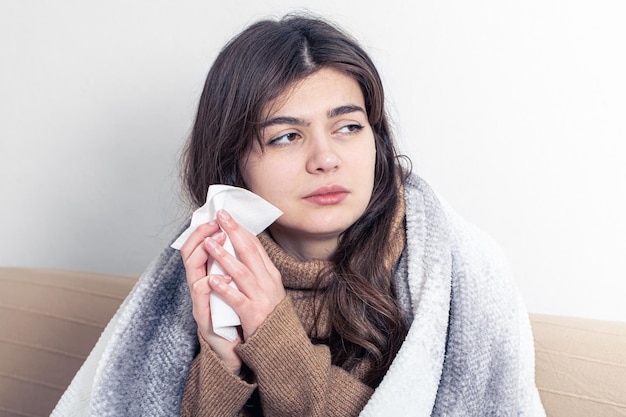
<box><xmin>305</xmin><ymin>135</ymin><xmax>340</xmax><ymax>173</ymax></box>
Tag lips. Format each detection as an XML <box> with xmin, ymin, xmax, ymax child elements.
<box><xmin>304</xmin><ymin>185</ymin><xmax>349</xmax><ymax>205</ymax></box>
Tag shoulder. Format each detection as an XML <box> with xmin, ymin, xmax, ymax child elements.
<box><xmin>402</xmin><ymin>171</ymin><xmax>518</xmax><ymax>309</ymax></box>
<box><xmin>403</xmin><ymin>172</ymin><xmax>513</xmax><ymax>280</ymax></box>
<box><xmin>443</xmin><ymin>197</ymin><xmax>517</xmax><ymax>304</ymax></box>
<box><xmin>427</xmin><ymin>179</ymin><xmax>521</xmax><ymax>350</ymax></box>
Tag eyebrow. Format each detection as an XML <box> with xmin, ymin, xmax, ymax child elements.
<box><xmin>328</xmin><ymin>104</ymin><xmax>366</xmax><ymax>119</ymax></box>
<box><xmin>260</xmin><ymin>104</ymin><xmax>366</xmax><ymax>128</ymax></box>
<box><xmin>260</xmin><ymin>116</ymin><xmax>309</xmax><ymax>128</ymax></box>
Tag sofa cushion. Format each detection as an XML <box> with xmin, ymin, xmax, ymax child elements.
<box><xmin>0</xmin><ymin>268</ymin><xmax>137</xmax><ymax>417</ymax></box>
<box><xmin>531</xmin><ymin>314</ymin><xmax>626</xmax><ymax>417</ymax></box>
<box><xmin>2</xmin><ymin>267</ymin><xmax>626</xmax><ymax>417</ymax></box>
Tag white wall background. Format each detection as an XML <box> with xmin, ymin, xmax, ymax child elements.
<box><xmin>2</xmin><ymin>0</ymin><xmax>625</xmax><ymax>322</ymax></box>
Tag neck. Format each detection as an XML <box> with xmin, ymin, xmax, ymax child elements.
<box><xmin>268</xmin><ymin>224</ymin><xmax>338</xmax><ymax>261</ymax></box>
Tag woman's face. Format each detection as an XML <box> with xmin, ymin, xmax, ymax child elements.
<box><xmin>241</xmin><ymin>67</ymin><xmax>376</xmax><ymax>261</ymax></box>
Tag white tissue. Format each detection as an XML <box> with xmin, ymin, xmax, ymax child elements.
<box><xmin>171</xmin><ymin>185</ymin><xmax>282</xmax><ymax>341</ymax></box>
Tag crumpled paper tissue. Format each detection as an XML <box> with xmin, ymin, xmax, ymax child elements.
<box><xmin>171</xmin><ymin>185</ymin><xmax>282</xmax><ymax>341</ymax></box>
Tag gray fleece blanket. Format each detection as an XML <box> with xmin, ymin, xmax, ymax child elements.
<box><xmin>51</xmin><ymin>174</ymin><xmax>545</xmax><ymax>416</ymax></box>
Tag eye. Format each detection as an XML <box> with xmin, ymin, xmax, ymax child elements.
<box><xmin>268</xmin><ymin>132</ymin><xmax>301</xmax><ymax>146</ymax></box>
<box><xmin>336</xmin><ymin>123</ymin><xmax>364</xmax><ymax>135</ymax></box>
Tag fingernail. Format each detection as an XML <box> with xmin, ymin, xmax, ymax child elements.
<box><xmin>217</xmin><ymin>210</ymin><xmax>231</xmax><ymax>222</ymax></box>
<box><xmin>205</xmin><ymin>237</ymin><xmax>217</xmax><ymax>249</ymax></box>
<box><xmin>209</xmin><ymin>275</ymin><xmax>221</xmax><ymax>287</ymax></box>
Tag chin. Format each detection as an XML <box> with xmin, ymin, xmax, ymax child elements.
<box><xmin>306</xmin><ymin>221</ymin><xmax>357</xmax><ymax>237</ymax></box>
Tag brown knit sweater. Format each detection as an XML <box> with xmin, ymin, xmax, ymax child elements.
<box><xmin>180</xmin><ymin>194</ymin><xmax>406</xmax><ymax>417</ymax></box>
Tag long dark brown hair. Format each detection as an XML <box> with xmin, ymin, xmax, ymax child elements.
<box><xmin>182</xmin><ymin>15</ymin><xmax>408</xmax><ymax>387</ymax></box>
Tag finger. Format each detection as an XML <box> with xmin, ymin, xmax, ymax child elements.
<box><xmin>191</xmin><ymin>274</ymin><xmax>233</xmax><ymax>305</ymax></box>
<box><xmin>182</xmin><ymin>224</ymin><xmax>225</xmax><ymax>286</ymax></box>
<box><xmin>180</xmin><ymin>221</ymin><xmax>221</xmax><ymax>262</ymax></box>
<box><xmin>184</xmin><ymin>242</ymin><xmax>211</xmax><ymax>285</ymax></box>
<box><xmin>215</xmin><ymin>210</ymin><xmax>276</xmax><ymax>280</ymax></box>
<box><xmin>204</xmin><ymin>235</ymin><xmax>253</xmax><ymax>288</ymax></box>
<box><xmin>204</xmin><ymin>231</ymin><xmax>227</xmax><ymax>272</ymax></box>
<box><xmin>189</xmin><ymin>276</ymin><xmax>212</xmax><ymax>335</ymax></box>
<box><xmin>185</xmin><ymin>235</ymin><xmax>226</xmax><ymax>287</ymax></box>
<box><xmin>209</xmin><ymin>273</ymin><xmax>272</xmax><ymax>340</ymax></box>
<box><xmin>190</xmin><ymin>275</ymin><xmax>232</xmax><ymax>337</ymax></box>
<box><xmin>248</xmin><ymin>233</ymin><xmax>280</xmax><ymax>277</ymax></box>
<box><xmin>208</xmin><ymin>274</ymin><xmax>247</xmax><ymax>312</ymax></box>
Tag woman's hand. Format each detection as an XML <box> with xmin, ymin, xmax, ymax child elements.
<box><xmin>180</xmin><ymin>220</ymin><xmax>242</xmax><ymax>374</ymax></box>
<box><xmin>205</xmin><ymin>209</ymin><xmax>286</xmax><ymax>341</ymax></box>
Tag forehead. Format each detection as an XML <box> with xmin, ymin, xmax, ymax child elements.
<box><xmin>262</xmin><ymin>68</ymin><xmax>365</xmax><ymax>119</ymax></box>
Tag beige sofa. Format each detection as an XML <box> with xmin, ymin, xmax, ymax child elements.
<box><xmin>1</xmin><ymin>267</ymin><xmax>625</xmax><ymax>417</ymax></box>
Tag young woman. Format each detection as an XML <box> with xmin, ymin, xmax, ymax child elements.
<box><xmin>52</xmin><ymin>14</ymin><xmax>545</xmax><ymax>417</ymax></box>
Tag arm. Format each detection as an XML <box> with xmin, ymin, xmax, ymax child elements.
<box><xmin>236</xmin><ymin>296</ymin><xmax>374</xmax><ymax>417</ymax></box>
<box><xmin>181</xmin><ymin>336</ymin><xmax>256</xmax><ymax>417</ymax></box>
<box><xmin>178</xmin><ymin>218</ymin><xmax>254</xmax><ymax>416</ymax></box>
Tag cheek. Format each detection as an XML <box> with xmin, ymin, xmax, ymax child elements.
<box><xmin>240</xmin><ymin>155</ymin><xmax>265</xmax><ymax>193</ymax></box>
<box><xmin>363</xmin><ymin>138</ymin><xmax>378</xmax><ymax>176</ymax></box>
<box><xmin>243</xmin><ymin>173</ymin><xmax>268</xmax><ymax>197</ymax></box>
<box><xmin>241</xmin><ymin>160</ymin><xmax>289</xmax><ymax>202</ymax></box>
